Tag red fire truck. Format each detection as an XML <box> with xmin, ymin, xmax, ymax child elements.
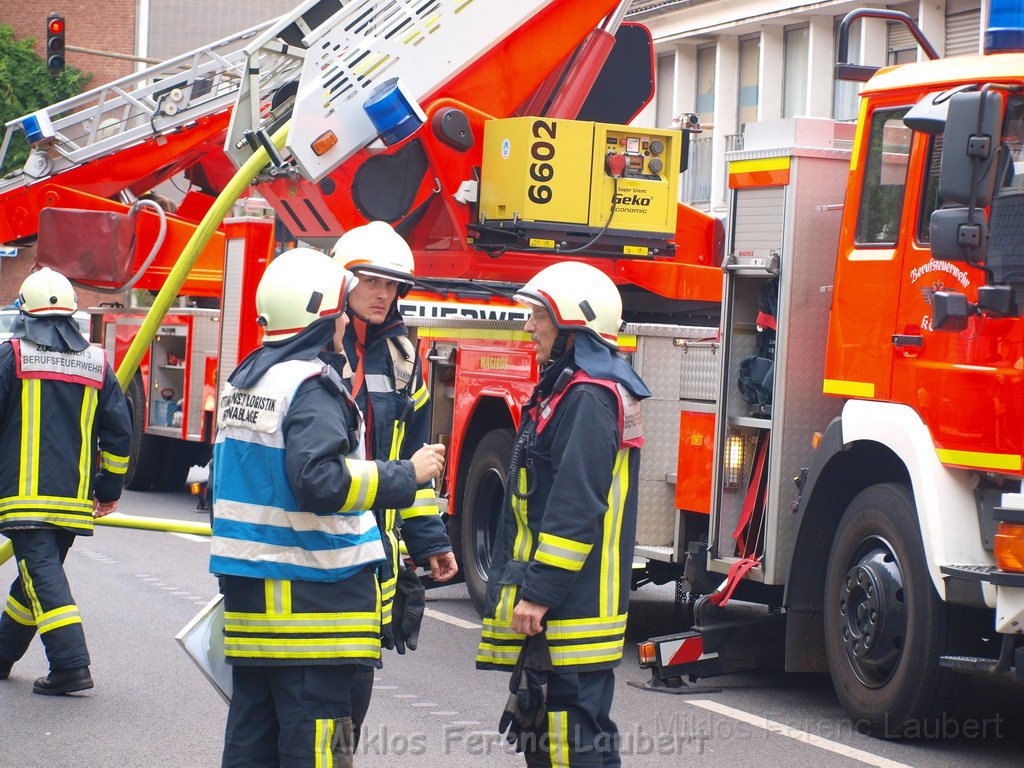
<box><xmin>2</xmin><ymin>0</ymin><xmax>1023</xmax><ymax>736</ymax></box>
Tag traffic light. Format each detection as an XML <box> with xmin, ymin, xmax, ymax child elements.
<box><xmin>46</xmin><ymin>13</ymin><xmax>66</xmax><ymax>77</ymax></box>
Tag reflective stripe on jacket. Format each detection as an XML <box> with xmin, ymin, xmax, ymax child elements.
<box><xmin>0</xmin><ymin>340</ymin><xmax>131</xmax><ymax>534</ymax></box>
<box><xmin>477</xmin><ymin>369</ymin><xmax>641</xmax><ymax>673</ymax></box>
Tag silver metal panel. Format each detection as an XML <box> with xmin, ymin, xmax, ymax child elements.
<box><xmin>636</xmin><ymin>481</ymin><xmax>677</xmax><ymax>548</ymax></box>
<box><xmin>219</xmin><ymin>237</ymin><xmax>246</xmax><ymax>379</ymax></box>
<box><xmin>188</xmin><ymin>311</ymin><xmax>221</xmax><ymax>441</ymax></box>
<box><xmin>732</xmin><ymin>186</ymin><xmax>785</xmax><ymax>265</ymax></box>
<box><xmin>763</xmin><ymin>152</ymin><xmax>849</xmax><ymax>584</ymax></box>
<box><xmin>679</xmin><ymin>342</ymin><xmax>721</xmax><ymax>402</ymax></box>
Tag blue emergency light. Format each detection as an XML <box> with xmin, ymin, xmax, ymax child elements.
<box><xmin>362</xmin><ymin>77</ymin><xmax>426</xmax><ymax>146</ymax></box>
<box><xmin>985</xmin><ymin>0</ymin><xmax>1024</xmax><ymax>53</ymax></box>
<box><xmin>21</xmin><ymin>110</ymin><xmax>55</xmax><ymax>145</ymax></box>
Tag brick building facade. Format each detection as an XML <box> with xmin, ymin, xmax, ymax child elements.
<box><xmin>0</xmin><ymin>1</ymin><xmax>137</xmax><ymax>306</ymax></box>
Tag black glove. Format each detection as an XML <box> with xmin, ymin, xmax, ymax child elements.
<box><xmin>498</xmin><ymin>634</ymin><xmax>552</xmax><ymax>752</ymax></box>
<box><xmin>392</xmin><ymin>566</ymin><xmax>426</xmax><ymax>654</ymax></box>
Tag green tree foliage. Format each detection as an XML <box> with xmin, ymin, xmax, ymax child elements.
<box><xmin>0</xmin><ymin>24</ymin><xmax>90</xmax><ymax>175</ymax></box>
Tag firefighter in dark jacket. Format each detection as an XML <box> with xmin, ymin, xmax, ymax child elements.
<box><xmin>330</xmin><ymin>222</ymin><xmax>457</xmax><ymax>737</ymax></box>
<box><xmin>0</xmin><ymin>268</ymin><xmax>131</xmax><ymax>695</ymax></box>
<box><xmin>211</xmin><ymin>247</ymin><xmax>445</xmax><ymax>768</ymax></box>
<box><xmin>476</xmin><ymin>261</ymin><xmax>650</xmax><ymax>767</ymax></box>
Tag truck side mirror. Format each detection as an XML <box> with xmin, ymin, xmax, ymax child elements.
<box><xmin>930</xmin><ymin>207</ymin><xmax>988</xmax><ymax>263</ymax></box>
<box><xmin>938</xmin><ymin>90</ymin><xmax>1003</xmax><ymax>208</ymax></box>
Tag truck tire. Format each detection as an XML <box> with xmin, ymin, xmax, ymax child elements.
<box><xmin>124</xmin><ymin>373</ymin><xmax>164</xmax><ymax>491</ymax></box>
<box><xmin>152</xmin><ymin>440</ymin><xmax>194</xmax><ymax>491</ymax></box>
<box><xmin>823</xmin><ymin>482</ymin><xmax>959</xmax><ymax>737</ymax></box>
<box><xmin>456</xmin><ymin>428</ymin><xmax>515</xmax><ymax>616</ymax></box>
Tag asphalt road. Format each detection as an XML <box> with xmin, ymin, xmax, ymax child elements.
<box><xmin>1</xmin><ymin>484</ymin><xmax>1021</xmax><ymax>767</ymax></box>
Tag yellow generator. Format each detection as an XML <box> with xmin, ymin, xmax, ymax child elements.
<box><xmin>476</xmin><ymin>117</ymin><xmax>682</xmax><ymax>256</ymax></box>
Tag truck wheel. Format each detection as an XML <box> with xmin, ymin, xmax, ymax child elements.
<box><xmin>457</xmin><ymin>428</ymin><xmax>515</xmax><ymax>616</ymax></box>
<box><xmin>152</xmin><ymin>440</ymin><xmax>194</xmax><ymax>491</ymax></box>
<box><xmin>824</xmin><ymin>483</ymin><xmax>958</xmax><ymax>737</ymax></box>
<box><xmin>124</xmin><ymin>373</ymin><xmax>164</xmax><ymax>491</ymax></box>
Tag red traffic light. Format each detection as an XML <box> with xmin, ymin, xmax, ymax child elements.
<box><xmin>48</xmin><ymin>18</ymin><xmax>65</xmax><ymax>35</ymax></box>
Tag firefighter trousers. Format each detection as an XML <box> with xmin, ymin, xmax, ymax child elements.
<box><xmin>0</xmin><ymin>528</ymin><xmax>90</xmax><ymax>672</ymax></box>
<box><xmin>351</xmin><ymin>663</ymin><xmax>374</xmax><ymax>746</ymax></box>
<box><xmin>524</xmin><ymin>668</ymin><xmax>620</xmax><ymax>768</ymax></box>
<box><xmin>222</xmin><ymin>663</ymin><xmax>358</xmax><ymax>768</ymax></box>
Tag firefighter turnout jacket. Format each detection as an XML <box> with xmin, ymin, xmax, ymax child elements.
<box><xmin>477</xmin><ymin>361</ymin><xmax>643</xmax><ymax>673</ymax></box>
<box><xmin>343</xmin><ymin>312</ymin><xmax>450</xmax><ymax>639</ymax></box>
<box><xmin>0</xmin><ymin>339</ymin><xmax>130</xmax><ymax>533</ymax></box>
<box><xmin>210</xmin><ymin>357</ymin><xmax>419</xmax><ymax>666</ymax></box>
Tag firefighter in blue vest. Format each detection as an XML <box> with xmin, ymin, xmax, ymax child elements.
<box><xmin>330</xmin><ymin>222</ymin><xmax>457</xmax><ymax>737</ymax></box>
<box><xmin>476</xmin><ymin>261</ymin><xmax>650</xmax><ymax>767</ymax></box>
<box><xmin>0</xmin><ymin>268</ymin><xmax>131</xmax><ymax>695</ymax></box>
<box><xmin>210</xmin><ymin>248</ymin><xmax>445</xmax><ymax>768</ymax></box>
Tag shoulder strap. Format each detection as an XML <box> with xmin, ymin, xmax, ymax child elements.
<box><xmin>386</xmin><ymin>335</ymin><xmax>417</xmax><ymax>392</ymax></box>
<box><xmin>534</xmin><ymin>369</ymin><xmax>644</xmax><ymax>449</ymax></box>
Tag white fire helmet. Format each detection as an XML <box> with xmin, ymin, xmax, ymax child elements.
<box><xmin>330</xmin><ymin>221</ymin><xmax>415</xmax><ymax>294</ymax></box>
<box><xmin>19</xmin><ymin>267</ymin><xmax>78</xmax><ymax>317</ymax></box>
<box><xmin>255</xmin><ymin>247</ymin><xmax>357</xmax><ymax>343</ymax></box>
<box><xmin>515</xmin><ymin>261</ymin><xmax>623</xmax><ymax>349</ymax></box>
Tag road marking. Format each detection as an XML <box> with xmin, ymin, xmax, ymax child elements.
<box><xmin>686</xmin><ymin>700</ymin><xmax>916</xmax><ymax>768</ymax></box>
<box><xmin>424</xmin><ymin>607</ymin><xmax>480</xmax><ymax>629</ymax></box>
<box><xmin>171</xmin><ymin>532</ymin><xmax>209</xmax><ymax>543</ymax></box>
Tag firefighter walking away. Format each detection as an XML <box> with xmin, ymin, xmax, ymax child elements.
<box><xmin>0</xmin><ymin>268</ymin><xmax>131</xmax><ymax>694</ymax></box>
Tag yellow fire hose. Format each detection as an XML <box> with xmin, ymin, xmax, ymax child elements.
<box><xmin>0</xmin><ymin>122</ymin><xmax>291</xmax><ymax>567</ymax></box>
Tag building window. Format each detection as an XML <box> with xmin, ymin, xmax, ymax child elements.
<box><xmin>783</xmin><ymin>25</ymin><xmax>809</xmax><ymax>118</ymax></box>
<box><xmin>833</xmin><ymin>17</ymin><xmax>860</xmax><ymax>121</ymax></box>
<box><xmin>855</xmin><ymin>107</ymin><xmax>912</xmax><ymax>246</ymax></box>
<box><xmin>656</xmin><ymin>53</ymin><xmax>676</xmax><ymax>129</ymax></box>
<box><xmin>696</xmin><ymin>44</ymin><xmax>716</xmax><ymax>130</ymax></box>
<box><xmin>738</xmin><ymin>35</ymin><xmax>760</xmax><ymax>126</ymax></box>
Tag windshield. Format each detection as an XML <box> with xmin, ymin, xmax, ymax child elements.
<box><xmin>0</xmin><ymin>311</ymin><xmax>18</xmax><ymax>334</ymax></box>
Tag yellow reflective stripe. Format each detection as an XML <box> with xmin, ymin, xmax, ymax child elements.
<box><xmin>0</xmin><ymin>496</ymin><xmax>94</xmax><ymax>513</ymax></box>
<box><xmin>0</xmin><ymin>511</ymin><xmax>93</xmax><ymax>529</ymax></box>
<box><xmin>412</xmin><ymin>383</ymin><xmax>429</xmax><ymax>411</ymax></box>
<box><xmin>480</xmin><ymin>619</ymin><xmax>525</xmax><ymax>641</ymax></box>
<box><xmin>822</xmin><ymin>378</ymin><xmax>875</xmax><ymax>398</ymax></box>
<box><xmin>18</xmin><ymin>558</ymin><xmax>42</xmax><ymax>619</ymax></box>
<box><xmin>315</xmin><ymin>719</ymin><xmax>335</xmax><ymax>768</ymax></box>
<box><xmin>599</xmin><ymin>450</ymin><xmax>628</xmax><ymax>618</ymax></box>
<box><xmin>535</xmin><ymin>532</ymin><xmax>592</xmax><ymax>571</ymax></box>
<box><xmin>389</xmin><ymin>422</ymin><xmax>402</xmax><ymax>461</ymax></box>
<box><xmin>341</xmin><ymin>459</ymin><xmax>379</xmax><ymax>511</ymax></box>
<box><xmin>21</xmin><ymin>379</ymin><xmax>41</xmax><ymax>496</ymax></box>
<box><xmin>100</xmin><ymin>451</ymin><xmax>129</xmax><ymax>475</ymax></box>
<box><xmin>398</xmin><ymin>488</ymin><xmax>441</xmax><ymax>519</ymax></box>
<box><xmin>548</xmin><ymin>710</ymin><xmax>569</xmax><ymax>767</ymax></box>
<box><xmin>546</xmin><ymin>613</ymin><xmax>627</xmax><ymax>639</ymax></box>
<box><xmin>936</xmin><ymin>448</ymin><xmax>1023</xmax><ymax>472</ymax></box>
<box><xmin>549</xmin><ymin>639</ymin><xmax>625</xmax><ymax>666</ymax></box>
<box><xmin>77</xmin><ymin>387</ymin><xmax>98</xmax><ymax>497</ymax></box>
<box><xmin>4</xmin><ymin>595</ymin><xmax>35</xmax><ymax>626</ymax></box>
<box><xmin>225</xmin><ymin>611</ymin><xmax>378</xmax><ymax>632</ymax></box>
<box><xmin>512</xmin><ymin>468</ymin><xmax>533</xmax><ymax>561</ymax></box>
<box><xmin>37</xmin><ymin>604</ymin><xmax>82</xmax><ymax>634</ymax></box>
<box><xmin>224</xmin><ymin>639</ymin><xmax>381</xmax><ymax>658</ymax></box>
<box><xmin>495</xmin><ymin>584</ymin><xmax>517</xmax><ymax>624</ymax></box>
<box><xmin>475</xmin><ymin>643</ymin><xmax>521</xmax><ymax>664</ymax></box>
<box><xmin>264</xmin><ymin>580</ymin><xmax>292</xmax><ymax>615</ymax></box>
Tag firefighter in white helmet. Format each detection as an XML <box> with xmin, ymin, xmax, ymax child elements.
<box><xmin>476</xmin><ymin>261</ymin><xmax>651</xmax><ymax>767</ymax></box>
<box><xmin>331</xmin><ymin>221</ymin><xmax>457</xmax><ymax>741</ymax></box>
<box><xmin>209</xmin><ymin>247</ymin><xmax>445</xmax><ymax>768</ymax></box>
<box><xmin>0</xmin><ymin>268</ymin><xmax>131</xmax><ymax>695</ymax></box>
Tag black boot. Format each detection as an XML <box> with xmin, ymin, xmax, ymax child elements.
<box><xmin>0</xmin><ymin>659</ymin><xmax>12</xmax><ymax>680</ymax></box>
<box><xmin>33</xmin><ymin>666</ymin><xmax>93</xmax><ymax>695</ymax></box>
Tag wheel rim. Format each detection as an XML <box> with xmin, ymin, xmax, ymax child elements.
<box><xmin>836</xmin><ymin>535</ymin><xmax>907</xmax><ymax>688</ymax></box>
<box><xmin>470</xmin><ymin>466</ymin><xmax>504</xmax><ymax>582</ymax></box>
